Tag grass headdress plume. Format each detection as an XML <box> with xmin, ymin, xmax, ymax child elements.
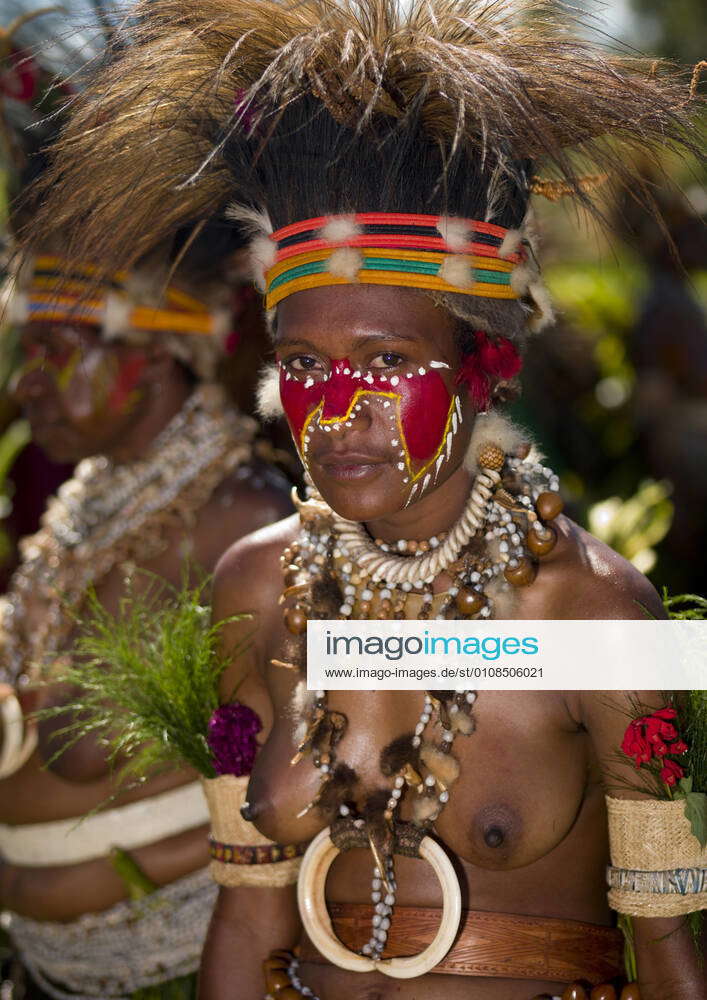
<box><xmin>27</xmin><ymin>0</ymin><xmax>704</xmax><ymax>285</ymax></box>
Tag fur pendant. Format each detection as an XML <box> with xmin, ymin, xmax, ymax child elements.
<box><xmin>463</xmin><ymin>411</ymin><xmax>533</xmax><ymax>477</ymax></box>
<box><xmin>419</xmin><ymin>743</ymin><xmax>460</xmax><ymax>785</ymax></box>
<box><xmin>412</xmin><ymin>796</ymin><xmax>441</xmax><ymax>825</ymax></box>
<box><xmin>317</xmin><ymin>763</ymin><xmax>357</xmax><ymax>815</ymax></box>
<box><xmin>291</xmin><ymin>680</ymin><xmax>318</xmax><ymax>746</ymax></box>
<box><xmin>379</xmin><ymin>733</ymin><xmax>420</xmax><ymax>776</ymax></box>
<box><xmin>450</xmin><ymin>711</ymin><xmax>475</xmax><ymax>735</ymax></box>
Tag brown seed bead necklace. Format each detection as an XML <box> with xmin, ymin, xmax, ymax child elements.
<box><xmin>277</xmin><ymin>438</ymin><xmax>563</xmax><ymax>968</ymax></box>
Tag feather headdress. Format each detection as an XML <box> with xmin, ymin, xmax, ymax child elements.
<box><xmin>2</xmin><ymin>2</ymin><xmax>255</xmax><ymax>377</ymax></box>
<box><xmin>26</xmin><ymin>0</ymin><xmax>703</xmax><ymax>333</ymax></box>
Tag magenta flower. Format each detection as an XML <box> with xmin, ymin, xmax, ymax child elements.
<box><xmin>208</xmin><ymin>703</ymin><xmax>262</xmax><ymax>776</ymax></box>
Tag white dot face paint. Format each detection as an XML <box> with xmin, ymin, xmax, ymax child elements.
<box><xmin>277</xmin><ymin>358</ymin><xmax>464</xmax><ymax>505</ymax></box>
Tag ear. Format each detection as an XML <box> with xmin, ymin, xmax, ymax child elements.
<box><xmin>132</xmin><ymin>340</ymin><xmax>176</xmax><ymax>380</ymax></box>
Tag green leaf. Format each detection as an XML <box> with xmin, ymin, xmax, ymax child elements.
<box><xmin>678</xmin><ymin>775</ymin><xmax>694</xmax><ymax>796</ymax></box>
<box><xmin>684</xmin><ymin>792</ymin><xmax>707</xmax><ymax>848</ymax></box>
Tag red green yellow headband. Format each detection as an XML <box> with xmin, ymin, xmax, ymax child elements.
<box><xmin>264</xmin><ymin>213</ymin><xmax>525</xmax><ymax>309</ymax></box>
<box><xmin>15</xmin><ymin>256</ymin><xmax>223</xmax><ymax>338</ymax></box>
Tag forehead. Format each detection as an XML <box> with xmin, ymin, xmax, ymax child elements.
<box><xmin>21</xmin><ymin>322</ymin><xmax>103</xmax><ymax>349</ymax></box>
<box><xmin>275</xmin><ymin>284</ymin><xmax>458</xmax><ymax>355</ymax></box>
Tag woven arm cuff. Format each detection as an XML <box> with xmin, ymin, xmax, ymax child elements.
<box><xmin>202</xmin><ymin>775</ymin><xmax>305</xmax><ymax>888</ymax></box>
<box><xmin>606</xmin><ymin>796</ymin><xmax>707</xmax><ymax>916</ymax></box>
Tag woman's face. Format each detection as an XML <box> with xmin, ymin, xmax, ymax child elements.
<box><xmin>12</xmin><ymin>323</ymin><xmax>148</xmax><ymax>463</ymax></box>
<box><xmin>276</xmin><ymin>285</ymin><xmax>475</xmax><ymax>522</ymax></box>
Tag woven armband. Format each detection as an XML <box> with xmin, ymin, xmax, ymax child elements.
<box><xmin>202</xmin><ymin>775</ymin><xmax>306</xmax><ymax>888</ymax></box>
<box><xmin>606</xmin><ymin>796</ymin><xmax>707</xmax><ymax>917</ymax></box>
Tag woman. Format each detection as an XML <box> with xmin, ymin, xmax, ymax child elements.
<box><xmin>0</xmin><ymin>16</ymin><xmax>292</xmax><ymax>994</ymax></box>
<box><xmin>28</xmin><ymin>2</ymin><xmax>705</xmax><ymax>998</ymax></box>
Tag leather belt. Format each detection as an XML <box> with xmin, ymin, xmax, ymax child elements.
<box><xmin>299</xmin><ymin>903</ymin><xmax>624</xmax><ymax>981</ymax></box>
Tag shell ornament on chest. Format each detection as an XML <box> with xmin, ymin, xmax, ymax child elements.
<box><xmin>273</xmin><ymin>414</ymin><xmax>564</xmax><ymax>976</ymax></box>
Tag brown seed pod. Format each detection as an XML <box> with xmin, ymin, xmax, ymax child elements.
<box><xmin>455</xmin><ymin>587</ymin><xmax>487</xmax><ymax>615</ymax></box>
<box><xmin>590</xmin><ymin>986</ymin><xmax>616</xmax><ymax>1000</ymax></box>
<box><xmin>536</xmin><ymin>491</ymin><xmax>564</xmax><ymax>521</ymax></box>
<box><xmin>527</xmin><ymin>523</ymin><xmax>557</xmax><ymax>556</ymax></box>
<box><xmin>562</xmin><ymin>985</ymin><xmax>589</xmax><ymax>1000</ymax></box>
<box><xmin>284</xmin><ymin>606</ymin><xmax>308</xmax><ymax>635</ymax></box>
<box><xmin>504</xmin><ymin>558</ymin><xmax>536</xmax><ymax>587</ymax></box>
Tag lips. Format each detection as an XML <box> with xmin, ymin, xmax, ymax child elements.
<box><xmin>314</xmin><ymin>450</ymin><xmax>390</xmax><ymax>481</ymax></box>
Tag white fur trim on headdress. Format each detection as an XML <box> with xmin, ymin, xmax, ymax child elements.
<box><xmin>226</xmin><ymin>203</ymin><xmax>275</xmax><ymax>290</ymax></box>
<box><xmin>6</xmin><ymin>290</ymin><xmax>28</xmax><ymax>325</ymax></box>
<box><xmin>499</xmin><ymin>228</ymin><xmax>522</xmax><ymax>259</ymax></box>
<box><xmin>102</xmin><ymin>292</ymin><xmax>133</xmax><ymax>340</ymax></box>
<box><xmin>527</xmin><ymin>278</ymin><xmax>555</xmax><ymax>332</ymax></box>
<box><xmin>210</xmin><ymin>307</ymin><xmax>232</xmax><ymax>345</ymax></box>
<box><xmin>320</xmin><ymin>216</ymin><xmax>360</xmax><ymax>242</ymax></box>
<box><xmin>437</xmin><ymin>216</ymin><xmax>470</xmax><ymax>252</ymax></box>
<box><xmin>256</xmin><ymin>364</ymin><xmax>284</xmax><ymax>420</ymax></box>
<box><xmin>327</xmin><ymin>247</ymin><xmax>363</xmax><ymax>280</ymax></box>
<box><xmin>462</xmin><ymin>411</ymin><xmax>532</xmax><ymax>476</ymax></box>
<box><xmin>438</xmin><ymin>254</ymin><xmax>473</xmax><ymax>290</ymax></box>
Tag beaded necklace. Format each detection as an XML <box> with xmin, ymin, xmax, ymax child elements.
<box><xmin>279</xmin><ymin>429</ymin><xmax>563</xmax><ymax>965</ymax></box>
<box><xmin>0</xmin><ymin>384</ymin><xmax>256</xmax><ymax>688</ymax></box>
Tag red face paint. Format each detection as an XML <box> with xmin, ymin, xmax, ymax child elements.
<box><xmin>106</xmin><ymin>355</ymin><xmax>147</xmax><ymax>415</ymax></box>
<box><xmin>279</xmin><ymin>357</ymin><xmax>457</xmax><ymax>483</ymax></box>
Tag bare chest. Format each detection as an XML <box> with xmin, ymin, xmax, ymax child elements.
<box><xmin>248</xmin><ymin>687</ymin><xmax>592</xmax><ymax>870</ymax></box>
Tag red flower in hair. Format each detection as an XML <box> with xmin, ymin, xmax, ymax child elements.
<box><xmin>456</xmin><ymin>331</ymin><xmax>522</xmax><ymax>410</ymax></box>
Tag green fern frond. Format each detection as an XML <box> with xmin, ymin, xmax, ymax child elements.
<box><xmin>38</xmin><ymin>572</ymin><xmax>249</xmax><ymax>784</ymax></box>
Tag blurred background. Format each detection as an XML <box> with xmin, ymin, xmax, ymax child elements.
<box><xmin>0</xmin><ymin>0</ymin><xmax>705</xmax><ymax>595</ymax></box>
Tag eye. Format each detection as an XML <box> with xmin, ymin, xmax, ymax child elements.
<box><xmin>369</xmin><ymin>352</ymin><xmax>404</xmax><ymax>370</ymax></box>
<box><xmin>286</xmin><ymin>355</ymin><xmax>325</xmax><ymax>373</ymax></box>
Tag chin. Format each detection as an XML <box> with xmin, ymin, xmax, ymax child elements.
<box><xmin>31</xmin><ymin>428</ymin><xmax>87</xmax><ymax>466</ymax></box>
<box><xmin>310</xmin><ymin>466</ymin><xmax>406</xmax><ymax>522</ymax></box>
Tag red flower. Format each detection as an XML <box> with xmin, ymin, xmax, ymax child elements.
<box><xmin>620</xmin><ymin>722</ymin><xmax>652</xmax><ymax>767</ymax></box>
<box><xmin>619</xmin><ymin>707</ymin><xmax>687</xmax><ymax>769</ymax></box>
<box><xmin>643</xmin><ymin>715</ymin><xmax>678</xmax><ymax>743</ymax></box>
<box><xmin>659</xmin><ymin>759</ymin><xmax>684</xmax><ymax>786</ymax></box>
<box><xmin>652</xmin><ymin>708</ymin><xmax>677</xmax><ymax>720</ymax></box>
<box><xmin>456</xmin><ymin>331</ymin><xmax>522</xmax><ymax>411</ymax></box>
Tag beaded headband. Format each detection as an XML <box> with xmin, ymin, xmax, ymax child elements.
<box><xmin>264</xmin><ymin>213</ymin><xmax>525</xmax><ymax>310</ymax></box>
<box><xmin>15</xmin><ymin>255</ymin><xmax>224</xmax><ymax>338</ymax></box>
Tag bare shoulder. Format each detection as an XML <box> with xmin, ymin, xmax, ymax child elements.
<box><xmin>517</xmin><ymin>515</ymin><xmax>666</xmax><ymax>620</ymax></box>
<box><xmin>212</xmin><ymin>513</ymin><xmax>300</xmax><ymax>627</ymax></box>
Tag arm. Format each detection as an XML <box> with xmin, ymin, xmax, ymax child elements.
<box><xmin>199</xmin><ymin>518</ymin><xmax>302</xmax><ymax>1000</ymax></box>
<box><xmin>199</xmin><ymin>884</ymin><xmax>300</xmax><ymax>1000</ymax></box>
<box><xmin>579</xmin><ymin>689</ymin><xmax>704</xmax><ymax>1000</ymax></box>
